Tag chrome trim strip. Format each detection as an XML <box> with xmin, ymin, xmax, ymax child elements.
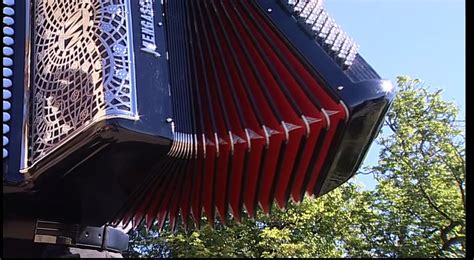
<box><xmin>20</xmin><ymin>0</ymin><xmax>32</xmax><ymax>173</ymax></box>
<box><xmin>125</xmin><ymin>0</ymin><xmax>138</xmax><ymax>117</ymax></box>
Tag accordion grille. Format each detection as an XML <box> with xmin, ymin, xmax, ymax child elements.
<box><xmin>25</xmin><ymin>0</ymin><xmax>138</xmax><ymax>169</ymax></box>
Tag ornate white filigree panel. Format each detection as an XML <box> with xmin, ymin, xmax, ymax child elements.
<box><xmin>28</xmin><ymin>0</ymin><xmax>137</xmax><ymax>167</ymax></box>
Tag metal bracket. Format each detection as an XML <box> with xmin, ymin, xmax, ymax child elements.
<box><xmin>32</xmin><ymin>220</ymin><xmax>129</xmax><ymax>253</ymax></box>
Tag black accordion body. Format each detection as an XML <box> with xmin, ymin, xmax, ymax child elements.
<box><xmin>3</xmin><ymin>0</ymin><xmax>395</xmax><ymax>230</ymax></box>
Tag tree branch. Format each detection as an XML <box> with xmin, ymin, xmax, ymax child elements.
<box><xmin>357</xmin><ymin>170</ymin><xmax>377</xmax><ymax>176</ymax></box>
<box><xmin>384</xmin><ymin>119</ymin><xmax>398</xmax><ymax>134</ymax></box>
<box><xmin>442</xmin><ymin>236</ymin><xmax>465</xmax><ymax>251</ymax></box>
<box><xmin>394</xmin><ymin>152</ymin><xmax>456</xmax><ymax>225</ymax></box>
<box><xmin>437</xmin><ymin>155</ymin><xmax>466</xmax><ymax>210</ymax></box>
<box><xmin>418</xmin><ymin>185</ymin><xmax>454</xmax><ymax>223</ymax></box>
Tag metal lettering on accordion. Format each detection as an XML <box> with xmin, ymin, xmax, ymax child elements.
<box><xmin>3</xmin><ymin>0</ymin><xmax>395</xmax><ymax>229</ymax></box>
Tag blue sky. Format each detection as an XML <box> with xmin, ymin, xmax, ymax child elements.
<box><xmin>325</xmin><ymin>0</ymin><xmax>465</xmax><ymax>189</ymax></box>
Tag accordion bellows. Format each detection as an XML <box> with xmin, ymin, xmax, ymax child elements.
<box><xmin>3</xmin><ymin>0</ymin><xmax>395</xmax><ymax>230</ymax></box>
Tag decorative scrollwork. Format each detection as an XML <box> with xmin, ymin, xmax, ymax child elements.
<box><xmin>29</xmin><ymin>0</ymin><xmax>137</xmax><ymax>166</ymax></box>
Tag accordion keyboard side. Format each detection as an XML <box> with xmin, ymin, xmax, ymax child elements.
<box><xmin>3</xmin><ymin>0</ymin><xmax>28</xmax><ymax>186</ymax></box>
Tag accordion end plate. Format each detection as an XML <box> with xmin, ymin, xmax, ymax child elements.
<box><xmin>314</xmin><ymin>79</ymin><xmax>396</xmax><ymax>197</ymax></box>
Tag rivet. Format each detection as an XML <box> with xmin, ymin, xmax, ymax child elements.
<box><xmin>3</xmin><ymin>68</ymin><xmax>13</xmax><ymax>77</ymax></box>
<box><xmin>166</xmin><ymin>117</ymin><xmax>173</xmax><ymax>123</ymax></box>
<box><xmin>337</xmin><ymin>86</ymin><xmax>344</xmax><ymax>91</ymax></box>
<box><xmin>3</xmin><ymin>26</ymin><xmax>14</xmax><ymax>36</ymax></box>
<box><xmin>158</xmin><ymin>22</ymin><xmax>163</xmax><ymax>27</ymax></box>
<box><xmin>3</xmin><ymin>7</ymin><xmax>14</xmax><ymax>16</ymax></box>
<box><xmin>3</xmin><ymin>112</ymin><xmax>11</xmax><ymax>122</ymax></box>
<box><xmin>3</xmin><ymin>0</ymin><xmax>15</xmax><ymax>7</ymax></box>
<box><xmin>3</xmin><ymin>36</ymin><xmax>14</xmax><ymax>46</ymax></box>
<box><xmin>3</xmin><ymin>89</ymin><xmax>11</xmax><ymax>99</ymax></box>
<box><xmin>3</xmin><ymin>78</ymin><xmax>12</xmax><ymax>88</ymax></box>
<box><xmin>3</xmin><ymin>57</ymin><xmax>13</xmax><ymax>66</ymax></box>
<box><xmin>3</xmin><ymin>124</ymin><xmax>10</xmax><ymax>134</ymax></box>
<box><xmin>3</xmin><ymin>47</ymin><xmax>13</xmax><ymax>56</ymax></box>
<box><xmin>3</xmin><ymin>16</ymin><xmax>14</xmax><ymax>25</ymax></box>
<box><xmin>267</xmin><ymin>8</ymin><xmax>272</xmax><ymax>13</ymax></box>
<box><xmin>3</xmin><ymin>100</ymin><xmax>11</xmax><ymax>110</ymax></box>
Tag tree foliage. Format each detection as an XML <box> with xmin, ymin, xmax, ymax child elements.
<box><xmin>126</xmin><ymin>76</ymin><xmax>465</xmax><ymax>258</ymax></box>
<box><xmin>366</xmin><ymin>76</ymin><xmax>466</xmax><ymax>257</ymax></box>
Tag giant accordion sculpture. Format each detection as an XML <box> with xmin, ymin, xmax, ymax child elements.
<box><xmin>3</xmin><ymin>0</ymin><xmax>395</xmax><ymax>231</ymax></box>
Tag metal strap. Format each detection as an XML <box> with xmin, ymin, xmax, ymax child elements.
<box><xmin>33</xmin><ymin>220</ymin><xmax>129</xmax><ymax>253</ymax></box>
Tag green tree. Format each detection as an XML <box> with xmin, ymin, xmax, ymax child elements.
<box><xmin>352</xmin><ymin>76</ymin><xmax>466</xmax><ymax>257</ymax></box>
<box><xmin>126</xmin><ymin>76</ymin><xmax>465</xmax><ymax>258</ymax></box>
<box><xmin>127</xmin><ymin>182</ymin><xmax>373</xmax><ymax>258</ymax></box>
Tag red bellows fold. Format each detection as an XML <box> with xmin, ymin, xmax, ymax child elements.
<box><xmin>111</xmin><ymin>0</ymin><xmax>348</xmax><ymax>231</ymax></box>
